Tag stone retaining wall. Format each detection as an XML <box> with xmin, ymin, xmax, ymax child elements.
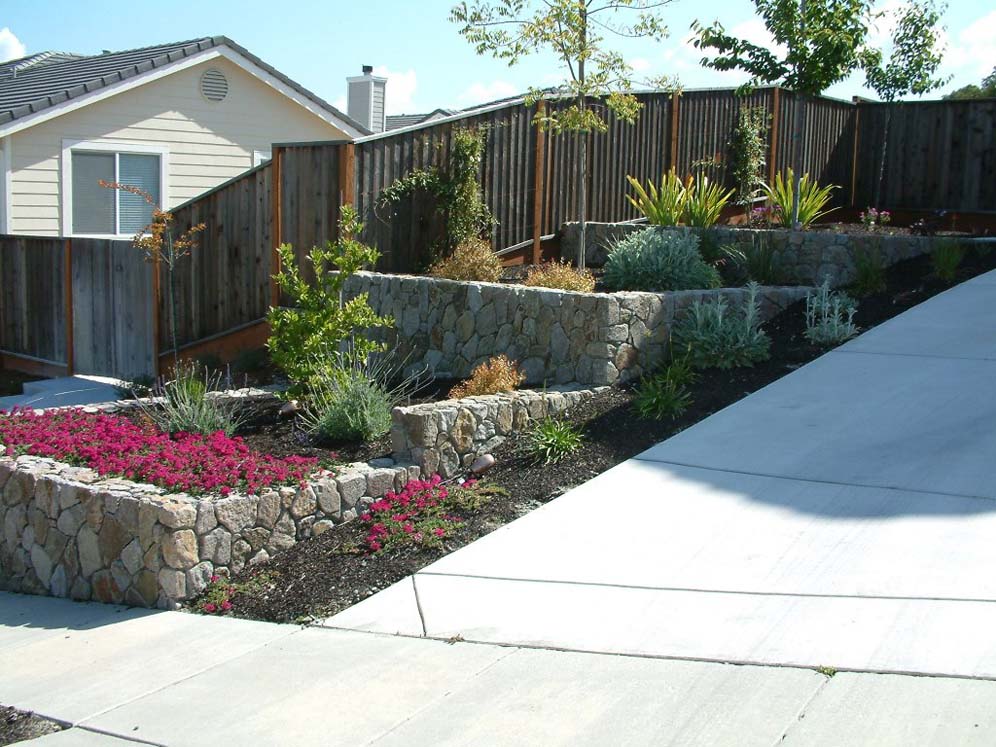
<box><xmin>343</xmin><ymin>272</ymin><xmax>809</xmax><ymax>387</ymax></box>
<box><xmin>0</xmin><ymin>439</ymin><xmax>419</xmax><ymax>611</ymax></box>
<box><xmin>560</xmin><ymin>223</ymin><xmax>934</xmax><ymax>284</ymax></box>
<box><xmin>391</xmin><ymin>386</ymin><xmax>608</xmax><ymax>479</ymax></box>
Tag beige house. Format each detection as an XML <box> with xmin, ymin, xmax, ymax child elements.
<box><xmin>0</xmin><ymin>37</ymin><xmax>367</xmax><ymax>237</ymax></box>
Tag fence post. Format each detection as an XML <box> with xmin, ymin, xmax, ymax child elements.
<box><xmin>64</xmin><ymin>238</ymin><xmax>74</xmax><ymax>376</ymax></box>
<box><xmin>151</xmin><ymin>245</ymin><xmax>161</xmax><ymax>377</ymax></box>
<box><xmin>270</xmin><ymin>145</ymin><xmax>284</xmax><ymax>308</ymax></box>
<box><xmin>670</xmin><ymin>91</ymin><xmax>681</xmax><ymax>173</ymax></box>
<box><xmin>850</xmin><ymin>98</ymin><xmax>861</xmax><ymax>207</ymax></box>
<box><xmin>769</xmin><ymin>87</ymin><xmax>782</xmax><ymax>184</ymax></box>
<box><xmin>532</xmin><ymin>101</ymin><xmax>547</xmax><ymax>265</ymax></box>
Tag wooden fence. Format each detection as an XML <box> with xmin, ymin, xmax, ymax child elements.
<box><xmin>0</xmin><ymin>236</ymin><xmax>153</xmax><ymax>379</ymax></box>
<box><xmin>1</xmin><ymin>88</ymin><xmax>993</xmax><ymax>379</ymax></box>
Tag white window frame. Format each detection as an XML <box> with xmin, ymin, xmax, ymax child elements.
<box><xmin>60</xmin><ymin>139</ymin><xmax>169</xmax><ymax>238</ymax></box>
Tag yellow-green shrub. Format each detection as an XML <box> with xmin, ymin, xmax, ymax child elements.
<box><xmin>523</xmin><ymin>261</ymin><xmax>596</xmax><ymax>293</ymax></box>
<box><xmin>449</xmin><ymin>355</ymin><xmax>526</xmax><ymax>399</ymax></box>
<box><xmin>428</xmin><ymin>238</ymin><xmax>503</xmax><ymax>282</ymax></box>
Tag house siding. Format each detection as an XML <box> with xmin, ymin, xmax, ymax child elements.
<box><xmin>8</xmin><ymin>57</ymin><xmax>345</xmax><ymax>236</ymax></box>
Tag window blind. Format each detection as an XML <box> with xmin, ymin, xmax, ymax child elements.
<box><xmin>71</xmin><ymin>152</ymin><xmax>115</xmax><ymax>234</ymax></box>
<box><xmin>118</xmin><ymin>153</ymin><xmax>160</xmax><ymax>233</ymax></box>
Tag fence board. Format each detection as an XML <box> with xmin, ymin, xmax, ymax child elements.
<box><xmin>0</xmin><ymin>236</ymin><xmax>66</xmax><ymax>364</ymax></box>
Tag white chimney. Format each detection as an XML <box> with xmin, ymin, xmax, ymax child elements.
<box><xmin>347</xmin><ymin>65</ymin><xmax>387</xmax><ymax>134</ymax></box>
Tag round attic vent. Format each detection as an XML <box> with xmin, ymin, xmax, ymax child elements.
<box><xmin>200</xmin><ymin>68</ymin><xmax>228</xmax><ymax>102</ymax></box>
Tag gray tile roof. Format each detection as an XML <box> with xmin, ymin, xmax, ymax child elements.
<box><xmin>385</xmin><ymin>108</ymin><xmax>457</xmax><ymax>130</ymax></box>
<box><xmin>0</xmin><ymin>36</ymin><xmax>369</xmax><ymax>135</ymax></box>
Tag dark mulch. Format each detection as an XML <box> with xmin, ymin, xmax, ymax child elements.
<box><xmin>201</xmin><ymin>244</ymin><xmax>996</xmax><ymax>624</ymax></box>
<box><xmin>0</xmin><ymin>371</ymin><xmax>41</xmax><ymax>399</ymax></box>
<box><xmin>0</xmin><ymin>706</ymin><xmax>62</xmax><ymax>745</ymax></box>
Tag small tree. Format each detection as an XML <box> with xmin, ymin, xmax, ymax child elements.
<box><xmin>693</xmin><ymin>0</ymin><xmax>875</xmax><ymax>227</ymax></box>
<box><xmin>862</xmin><ymin>1</ymin><xmax>947</xmax><ymax>207</ymax></box>
<box><xmin>99</xmin><ymin>181</ymin><xmax>204</xmax><ymax>368</ymax></box>
<box><xmin>451</xmin><ymin>0</ymin><xmax>674</xmax><ymax>269</ymax></box>
<box><xmin>267</xmin><ymin>205</ymin><xmax>394</xmax><ymax>393</ymax></box>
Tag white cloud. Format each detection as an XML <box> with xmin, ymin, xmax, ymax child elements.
<box><xmin>456</xmin><ymin>79</ymin><xmax>519</xmax><ymax>107</ymax></box>
<box><xmin>942</xmin><ymin>10</ymin><xmax>996</xmax><ymax>78</ymax></box>
<box><xmin>0</xmin><ymin>28</ymin><xmax>26</xmax><ymax>62</ymax></box>
<box><xmin>374</xmin><ymin>65</ymin><xmax>418</xmax><ymax>114</ymax></box>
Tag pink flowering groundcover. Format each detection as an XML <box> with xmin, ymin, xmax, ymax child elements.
<box><xmin>0</xmin><ymin>408</ymin><xmax>318</xmax><ymax>496</ymax></box>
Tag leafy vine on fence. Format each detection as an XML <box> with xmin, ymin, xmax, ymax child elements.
<box><xmin>377</xmin><ymin>127</ymin><xmax>495</xmax><ymax>256</ymax></box>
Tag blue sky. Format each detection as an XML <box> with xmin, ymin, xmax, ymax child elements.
<box><xmin>1</xmin><ymin>1</ymin><xmax>993</xmax><ymax>115</ymax></box>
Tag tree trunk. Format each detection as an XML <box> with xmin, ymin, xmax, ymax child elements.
<box><xmin>166</xmin><ymin>234</ymin><xmax>179</xmax><ymax>368</ymax></box>
<box><xmin>577</xmin><ymin>6</ymin><xmax>588</xmax><ymax>271</ymax></box>
<box><xmin>790</xmin><ymin>93</ymin><xmax>808</xmax><ymax>229</ymax></box>
<box><xmin>874</xmin><ymin>105</ymin><xmax>893</xmax><ymax>208</ymax></box>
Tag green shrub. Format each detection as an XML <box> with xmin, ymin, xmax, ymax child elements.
<box><xmin>603</xmin><ymin>229</ymin><xmax>722</xmax><ymax>292</ymax></box>
<box><xmin>722</xmin><ymin>234</ymin><xmax>785</xmax><ymax>285</ymax></box>
<box><xmin>851</xmin><ymin>246</ymin><xmax>887</xmax><ymax>297</ymax></box>
<box><xmin>674</xmin><ymin>282</ymin><xmax>771</xmax><ymax>369</ymax></box>
<box><xmin>301</xmin><ymin>368</ymin><xmax>392</xmax><ymax>442</ymax></box>
<box><xmin>625</xmin><ymin>170</ymin><xmax>688</xmax><ymax>226</ymax></box>
<box><xmin>762</xmin><ymin>169</ymin><xmax>837</xmax><ymax>228</ymax></box>
<box><xmin>142</xmin><ymin>362</ymin><xmax>243</xmax><ymax>435</ymax></box>
<box><xmin>805</xmin><ymin>279</ymin><xmax>858</xmax><ymax>346</ymax></box>
<box><xmin>684</xmin><ymin>174</ymin><xmax>734</xmax><ymax>228</ymax></box>
<box><xmin>267</xmin><ymin>206</ymin><xmax>394</xmax><ymax>395</ymax></box>
<box><xmin>527</xmin><ymin>417</ymin><xmax>584</xmax><ymax>464</ymax></box>
<box><xmin>931</xmin><ymin>238</ymin><xmax>965</xmax><ymax>282</ymax></box>
<box><xmin>634</xmin><ymin>358</ymin><xmax>698</xmax><ymax>420</ymax></box>
<box><xmin>428</xmin><ymin>237</ymin><xmax>504</xmax><ymax>282</ymax></box>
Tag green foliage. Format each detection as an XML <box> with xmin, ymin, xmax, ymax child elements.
<box><xmin>851</xmin><ymin>246</ymin><xmax>887</xmax><ymax>297</ymax></box>
<box><xmin>805</xmin><ymin>279</ymin><xmax>859</xmax><ymax>346</ymax></box>
<box><xmin>684</xmin><ymin>174</ymin><xmax>735</xmax><ymax>228</ymax></box>
<box><xmin>762</xmin><ymin>169</ymin><xmax>836</xmax><ymax>228</ymax></box>
<box><xmin>862</xmin><ymin>1</ymin><xmax>948</xmax><ymax>103</ymax></box>
<box><xmin>728</xmin><ymin>106</ymin><xmax>769</xmax><ymax>210</ymax></box>
<box><xmin>300</xmin><ymin>367</ymin><xmax>393</xmax><ymax>443</ymax></box>
<box><xmin>945</xmin><ymin>67</ymin><xmax>996</xmax><ymax>99</ymax></box>
<box><xmin>931</xmin><ymin>238</ymin><xmax>965</xmax><ymax>282</ymax></box>
<box><xmin>722</xmin><ymin>234</ymin><xmax>785</xmax><ymax>285</ymax></box>
<box><xmin>452</xmin><ymin>0</ymin><xmax>672</xmax><ymax>135</ymax></box>
<box><xmin>625</xmin><ymin>172</ymin><xmax>733</xmax><ymax>228</ymax></box>
<box><xmin>527</xmin><ymin>417</ymin><xmax>585</xmax><ymax>464</ymax></box>
<box><xmin>674</xmin><ymin>281</ymin><xmax>771</xmax><ymax>369</ymax></box>
<box><xmin>626</xmin><ymin>171</ymin><xmax>688</xmax><ymax>226</ymax></box>
<box><xmin>603</xmin><ymin>229</ymin><xmax>722</xmax><ymax>292</ymax></box>
<box><xmin>379</xmin><ymin>128</ymin><xmax>495</xmax><ymax>255</ymax></box>
<box><xmin>634</xmin><ymin>358</ymin><xmax>698</xmax><ymax>420</ymax></box>
<box><xmin>267</xmin><ymin>206</ymin><xmax>394</xmax><ymax>393</ymax></box>
<box><xmin>692</xmin><ymin>0</ymin><xmax>876</xmax><ymax>97</ymax></box>
<box><xmin>143</xmin><ymin>362</ymin><xmax>243</xmax><ymax>435</ymax></box>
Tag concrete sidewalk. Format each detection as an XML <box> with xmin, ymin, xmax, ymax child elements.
<box><xmin>3</xmin><ymin>593</ymin><xmax>995</xmax><ymax>745</ymax></box>
<box><xmin>329</xmin><ymin>270</ymin><xmax>996</xmax><ymax>679</ymax></box>
<box><xmin>0</xmin><ymin>376</ymin><xmax>122</xmax><ymax>411</ymax></box>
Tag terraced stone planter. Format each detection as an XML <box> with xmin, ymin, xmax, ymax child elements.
<box><xmin>561</xmin><ymin>222</ymin><xmax>936</xmax><ymax>284</ymax></box>
<box><xmin>343</xmin><ymin>271</ymin><xmax>809</xmax><ymax>386</ymax></box>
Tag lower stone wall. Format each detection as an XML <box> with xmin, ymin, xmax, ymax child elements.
<box><xmin>343</xmin><ymin>272</ymin><xmax>809</xmax><ymax>387</ymax></box>
<box><xmin>391</xmin><ymin>386</ymin><xmax>608</xmax><ymax>479</ymax></box>
<box><xmin>0</xmin><ymin>444</ymin><xmax>419</xmax><ymax>610</ymax></box>
<box><xmin>560</xmin><ymin>222</ymin><xmax>934</xmax><ymax>284</ymax></box>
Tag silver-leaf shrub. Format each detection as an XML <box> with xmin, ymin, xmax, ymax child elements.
<box><xmin>603</xmin><ymin>228</ymin><xmax>722</xmax><ymax>292</ymax></box>
<box><xmin>804</xmin><ymin>279</ymin><xmax>858</xmax><ymax>346</ymax></box>
<box><xmin>673</xmin><ymin>281</ymin><xmax>771</xmax><ymax>369</ymax></box>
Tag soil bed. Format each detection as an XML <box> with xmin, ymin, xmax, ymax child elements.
<box><xmin>199</xmin><ymin>245</ymin><xmax>996</xmax><ymax>624</ymax></box>
<box><xmin>0</xmin><ymin>705</ymin><xmax>62</xmax><ymax>745</ymax></box>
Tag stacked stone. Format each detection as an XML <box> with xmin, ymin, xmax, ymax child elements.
<box><xmin>561</xmin><ymin>222</ymin><xmax>935</xmax><ymax>284</ymax></box>
<box><xmin>0</xmin><ymin>445</ymin><xmax>419</xmax><ymax>609</ymax></box>
<box><xmin>391</xmin><ymin>386</ymin><xmax>609</xmax><ymax>479</ymax></box>
<box><xmin>343</xmin><ymin>271</ymin><xmax>808</xmax><ymax>388</ymax></box>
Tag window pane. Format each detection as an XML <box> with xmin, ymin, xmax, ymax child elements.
<box><xmin>72</xmin><ymin>152</ymin><xmax>115</xmax><ymax>234</ymax></box>
<box><xmin>118</xmin><ymin>154</ymin><xmax>160</xmax><ymax>233</ymax></box>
